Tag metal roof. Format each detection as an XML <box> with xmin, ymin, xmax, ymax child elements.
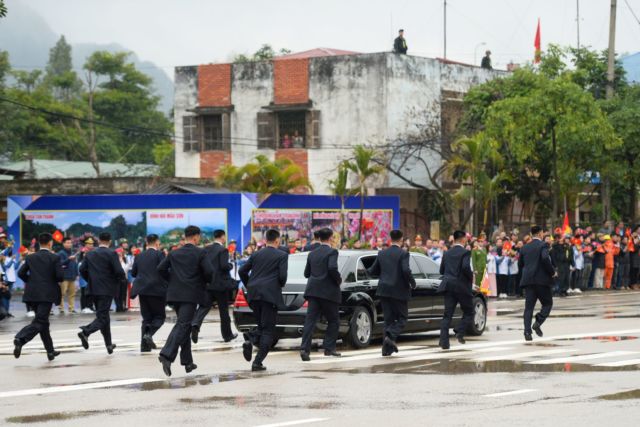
<box><xmin>0</xmin><ymin>159</ymin><xmax>159</xmax><ymax>179</ymax></box>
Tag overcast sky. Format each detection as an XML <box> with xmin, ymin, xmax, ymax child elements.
<box><xmin>15</xmin><ymin>0</ymin><xmax>640</xmax><ymax>78</ymax></box>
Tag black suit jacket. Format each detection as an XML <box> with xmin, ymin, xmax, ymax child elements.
<box><xmin>304</xmin><ymin>242</ymin><xmax>321</xmax><ymax>252</ymax></box>
<box><xmin>18</xmin><ymin>249</ymin><xmax>64</xmax><ymax>304</ymax></box>
<box><xmin>518</xmin><ymin>239</ymin><xmax>556</xmax><ymax>288</ymax></box>
<box><xmin>157</xmin><ymin>243</ymin><xmax>213</xmax><ymax>304</ymax></box>
<box><xmin>438</xmin><ymin>245</ymin><xmax>473</xmax><ymax>294</ymax></box>
<box><xmin>368</xmin><ymin>245</ymin><xmax>416</xmax><ymax>301</ymax></box>
<box><xmin>131</xmin><ymin>248</ymin><xmax>168</xmax><ymax>298</ymax></box>
<box><xmin>303</xmin><ymin>244</ymin><xmax>342</xmax><ymax>303</ymax></box>
<box><xmin>238</xmin><ymin>246</ymin><xmax>287</xmax><ymax>309</ymax></box>
<box><xmin>204</xmin><ymin>243</ymin><xmax>233</xmax><ymax>292</ymax></box>
<box><xmin>79</xmin><ymin>246</ymin><xmax>126</xmax><ymax>297</ymax></box>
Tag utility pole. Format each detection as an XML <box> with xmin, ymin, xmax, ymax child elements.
<box><xmin>443</xmin><ymin>0</ymin><xmax>447</xmax><ymax>59</ymax></box>
<box><xmin>606</xmin><ymin>0</ymin><xmax>617</xmax><ymax>100</ymax></box>
<box><xmin>576</xmin><ymin>0</ymin><xmax>581</xmax><ymax>49</ymax></box>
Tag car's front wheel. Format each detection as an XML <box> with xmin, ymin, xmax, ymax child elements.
<box><xmin>467</xmin><ymin>296</ymin><xmax>487</xmax><ymax>336</ymax></box>
<box><xmin>347</xmin><ymin>306</ymin><xmax>373</xmax><ymax>349</ymax></box>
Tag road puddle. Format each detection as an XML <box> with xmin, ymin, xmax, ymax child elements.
<box><xmin>555</xmin><ymin>336</ymin><xmax>638</xmax><ymax>342</ymax></box>
<box><xmin>6</xmin><ymin>410</ymin><xmax>111</xmax><ymax>424</ymax></box>
<box><xmin>126</xmin><ymin>373</ymin><xmax>253</xmax><ymax>391</ymax></box>
<box><xmin>179</xmin><ymin>393</ymin><xmax>339</xmax><ymax>409</ymax></box>
<box><xmin>598</xmin><ymin>389</ymin><xmax>640</xmax><ymax>400</ymax></box>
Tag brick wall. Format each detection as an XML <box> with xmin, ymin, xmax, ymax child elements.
<box><xmin>275</xmin><ymin>148</ymin><xmax>309</xmax><ymax>194</ymax></box>
<box><xmin>198</xmin><ymin>64</ymin><xmax>232</xmax><ymax>106</ymax></box>
<box><xmin>273</xmin><ymin>59</ymin><xmax>309</xmax><ymax>104</ymax></box>
<box><xmin>200</xmin><ymin>151</ymin><xmax>232</xmax><ymax>178</ymax></box>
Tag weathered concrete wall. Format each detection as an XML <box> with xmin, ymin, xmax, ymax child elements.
<box><xmin>174</xmin><ymin>66</ymin><xmax>200</xmax><ymax>178</ymax></box>
<box><xmin>230</xmin><ymin>61</ymin><xmax>275</xmax><ymax>166</ymax></box>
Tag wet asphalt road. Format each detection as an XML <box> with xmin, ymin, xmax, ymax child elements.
<box><xmin>1</xmin><ymin>291</ymin><xmax>640</xmax><ymax>426</ymax></box>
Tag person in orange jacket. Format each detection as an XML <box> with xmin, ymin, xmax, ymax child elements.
<box><xmin>598</xmin><ymin>235</ymin><xmax>620</xmax><ymax>289</ymax></box>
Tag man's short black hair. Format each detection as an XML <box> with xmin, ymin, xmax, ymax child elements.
<box><xmin>99</xmin><ymin>232</ymin><xmax>111</xmax><ymax>242</ymax></box>
<box><xmin>313</xmin><ymin>230</ymin><xmax>321</xmax><ymax>239</ymax></box>
<box><xmin>531</xmin><ymin>225</ymin><xmax>543</xmax><ymax>235</ymax></box>
<box><xmin>213</xmin><ymin>229</ymin><xmax>226</xmax><ymax>239</ymax></box>
<box><xmin>318</xmin><ymin>228</ymin><xmax>333</xmax><ymax>242</ymax></box>
<box><xmin>453</xmin><ymin>230</ymin><xmax>466</xmax><ymax>241</ymax></box>
<box><xmin>399</xmin><ymin>29</ymin><xmax>404</xmax><ymax>32</ymax></box>
<box><xmin>390</xmin><ymin>229</ymin><xmax>403</xmax><ymax>242</ymax></box>
<box><xmin>184</xmin><ymin>225</ymin><xmax>201</xmax><ymax>238</ymax></box>
<box><xmin>39</xmin><ymin>232</ymin><xmax>53</xmax><ymax>245</ymax></box>
<box><xmin>146</xmin><ymin>234</ymin><xmax>159</xmax><ymax>245</ymax></box>
<box><xmin>265</xmin><ymin>229</ymin><xmax>280</xmax><ymax>243</ymax></box>
<box><xmin>62</xmin><ymin>237</ymin><xmax>72</xmax><ymax>243</ymax></box>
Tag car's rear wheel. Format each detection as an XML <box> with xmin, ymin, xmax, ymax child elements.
<box><xmin>347</xmin><ymin>306</ymin><xmax>372</xmax><ymax>349</ymax></box>
<box><xmin>467</xmin><ymin>297</ymin><xmax>487</xmax><ymax>336</ymax></box>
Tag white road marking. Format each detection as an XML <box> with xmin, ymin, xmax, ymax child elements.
<box><xmin>484</xmin><ymin>389</ymin><xmax>537</xmax><ymax>397</ymax></box>
<box><xmin>471</xmin><ymin>348</ymin><xmax>577</xmax><ymax>362</ymax></box>
<box><xmin>527</xmin><ymin>351</ymin><xmax>637</xmax><ymax>365</ymax></box>
<box><xmin>0</xmin><ymin>378</ymin><xmax>164</xmax><ymax>399</ymax></box>
<box><xmin>594</xmin><ymin>358</ymin><xmax>640</xmax><ymax>367</ymax></box>
<box><xmin>254</xmin><ymin>418</ymin><xmax>330</xmax><ymax>427</ymax></box>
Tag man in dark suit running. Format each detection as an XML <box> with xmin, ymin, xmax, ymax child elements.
<box><xmin>438</xmin><ymin>230</ymin><xmax>474</xmax><ymax>350</ymax></box>
<box><xmin>238</xmin><ymin>229</ymin><xmax>288</xmax><ymax>371</ymax></box>
<box><xmin>300</xmin><ymin>228</ymin><xmax>342</xmax><ymax>361</ymax></box>
<box><xmin>518</xmin><ymin>225</ymin><xmax>557</xmax><ymax>341</ymax></box>
<box><xmin>157</xmin><ymin>226</ymin><xmax>213</xmax><ymax>376</ymax></box>
<box><xmin>191</xmin><ymin>229</ymin><xmax>237</xmax><ymax>344</ymax></box>
<box><xmin>13</xmin><ymin>233</ymin><xmax>64</xmax><ymax>361</ymax></box>
<box><xmin>78</xmin><ymin>232</ymin><xmax>126</xmax><ymax>354</ymax></box>
<box><xmin>131</xmin><ymin>234</ymin><xmax>168</xmax><ymax>352</ymax></box>
<box><xmin>367</xmin><ymin>229</ymin><xmax>416</xmax><ymax>356</ymax></box>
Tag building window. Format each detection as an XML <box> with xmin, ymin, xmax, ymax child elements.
<box><xmin>182</xmin><ymin>116</ymin><xmax>198</xmax><ymax>152</ymax></box>
<box><xmin>202</xmin><ymin>114</ymin><xmax>224</xmax><ymax>151</ymax></box>
<box><xmin>277</xmin><ymin>111</ymin><xmax>306</xmax><ymax>149</ymax></box>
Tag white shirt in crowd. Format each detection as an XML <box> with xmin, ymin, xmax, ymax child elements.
<box><xmin>573</xmin><ymin>246</ymin><xmax>584</xmax><ymax>270</ymax></box>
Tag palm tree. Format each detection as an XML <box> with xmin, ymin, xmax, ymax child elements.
<box><xmin>328</xmin><ymin>161</ymin><xmax>357</xmax><ymax>240</ymax></box>
<box><xmin>217</xmin><ymin>154</ymin><xmax>313</xmax><ymax>194</ymax></box>
<box><xmin>345</xmin><ymin>145</ymin><xmax>385</xmax><ymax>240</ymax></box>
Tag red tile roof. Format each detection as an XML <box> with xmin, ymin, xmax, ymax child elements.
<box><xmin>276</xmin><ymin>48</ymin><xmax>360</xmax><ymax>60</ymax></box>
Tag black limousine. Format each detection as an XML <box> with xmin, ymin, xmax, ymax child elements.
<box><xmin>233</xmin><ymin>250</ymin><xmax>487</xmax><ymax>348</ymax></box>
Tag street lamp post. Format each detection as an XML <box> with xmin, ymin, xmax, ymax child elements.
<box><xmin>474</xmin><ymin>42</ymin><xmax>487</xmax><ymax>66</ymax></box>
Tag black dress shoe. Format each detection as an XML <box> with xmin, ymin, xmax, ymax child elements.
<box><xmin>324</xmin><ymin>350</ymin><xmax>342</xmax><ymax>357</ymax></box>
<box><xmin>142</xmin><ymin>334</ymin><xmax>154</xmax><ymax>352</ymax></box>
<box><xmin>140</xmin><ymin>342</ymin><xmax>152</xmax><ymax>352</ymax></box>
<box><xmin>439</xmin><ymin>342</ymin><xmax>450</xmax><ymax>350</ymax></box>
<box><xmin>191</xmin><ymin>326</ymin><xmax>199</xmax><ymax>344</ymax></box>
<box><xmin>251</xmin><ymin>363</ymin><xmax>266</xmax><ymax>372</ymax></box>
<box><xmin>383</xmin><ymin>337</ymin><xmax>398</xmax><ymax>354</ymax></box>
<box><xmin>13</xmin><ymin>339</ymin><xmax>23</xmax><ymax>359</ymax></box>
<box><xmin>456</xmin><ymin>334</ymin><xmax>466</xmax><ymax>345</ymax></box>
<box><xmin>524</xmin><ymin>333</ymin><xmax>533</xmax><ymax>342</ymax></box>
<box><xmin>78</xmin><ymin>331</ymin><xmax>89</xmax><ymax>349</ymax></box>
<box><xmin>185</xmin><ymin>363</ymin><xmax>197</xmax><ymax>373</ymax></box>
<box><xmin>532</xmin><ymin>322</ymin><xmax>543</xmax><ymax>337</ymax></box>
<box><xmin>243</xmin><ymin>340</ymin><xmax>253</xmax><ymax>362</ymax></box>
<box><xmin>47</xmin><ymin>351</ymin><xmax>61</xmax><ymax>361</ymax></box>
<box><xmin>300</xmin><ymin>350</ymin><xmax>311</xmax><ymax>362</ymax></box>
<box><xmin>158</xmin><ymin>355</ymin><xmax>172</xmax><ymax>377</ymax></box>
<box><xmin>106</xmin><ymin>344</ymin><xmax>117</xmax><ymax>354</ymax></box>
<box><xmin>224</xmin><ymin>334</ymin><xmax>238</xmax><ymax>343</ymax></box>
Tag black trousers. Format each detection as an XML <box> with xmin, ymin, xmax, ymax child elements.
<box><xmin>248</xmin><ymin>300</ymin><xmax>277</xmax><ymax>365</ymax></box>
<box><xmin>139</xmin><ymin>295</ymin><xmax>166</xmax><ymax>338</ymax></box>
<box><xmin>570</xmin><ymin>269</ymin><xmax>583</xmax><ymax>290</ymax></box>
<box><xmin>523</xmin><ymin>285</ymin><xmax>553</xmax><ymax>335</ymax></box>
<box><xmin>160</xmin><ymin>302</ymin><xmax>196</xmax><ymax>365</ymax></box>
<box><xmin>192</xmin><ymin>289</ymin><xmax>233</xmax><ymax>341</ymax></box>
<box><xmin>80</xmin><ymin>287</ymin><xmax>94</xmax><ymax>310</ymax></box>
<box><xmin>496</xmin><ymin>274</ymin><xmax>509</xmax><ymax>295</ymax></box>
<box><xmin>300</xmin><ymin>297</ymin><xmax>340</xmax><ymax>353</ymax></box>
<box><xmin>81</xmin><ymin>295</ymin><xmax>113</xmax><ymax>346</ymax></box>
<box><xmin>115</xmin><ymin>281</ymin><xmax>128</xmax><ymax>311</ymax></box>
<box><xmin>15</xmin><ymin>302</ymin><xmax>54</xmax><ymax>353</ymax></box>
<box><xmin>630</xmin><ymin>266</ymin><xmax>639</xmax><ymax>285</ymax></box>
<box><xmin>440</xmin><ymin>290</ymin><xmax>474</xmax><ymax>346</ymax></box>
<box><xmin>380</xmin><ymin>297</ymin><xmax>408</xmax><ymax>342</ymax></box>
<box><xmin>555</xmin><ymin>267</ymin><xmax>571</xmax><ymax>293</ymax></box>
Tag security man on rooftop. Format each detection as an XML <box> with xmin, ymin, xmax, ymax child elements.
<box><xmin>394</xmin><ymin>29</ymin><xmax>408</xmax><ymax>54</ymax></box>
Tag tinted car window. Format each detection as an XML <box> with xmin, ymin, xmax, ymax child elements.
<box><xmin>287</xmin><ymin>255</ymin><xmax>309</xmax><ymax>280</ymax></box>
<box><xmin>409</xmin><ymin>255</ymin><xmax>426</xmax><ymax>279</ymax></box>
<box><xmin>360</xmin><ymin>256</ymin><xmax>378</xmax><ymax>280</ymax></box>
<box><xmin>415</xmin><ymin>255</ymin><xmax>441</xmax><ymax>278</ymax></box>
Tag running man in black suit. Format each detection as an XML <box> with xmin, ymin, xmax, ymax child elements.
<box><xmin>300</xmin><ymin>228</ymin><xmax>342</xmax><ymax>361</ymax></box>
<box><xmin>78</xmin><ymin>232</ymin><xmax>126</xmax><ymax>354</ymax></box>
<box><xmin>438</xmin><ymin>230</ymin><xmax>474</xmax><ymax>350</ymax></box>
<box><xmin>131</xmin><ymin>234</ymin><xmax>168</xmax><ymax>352</ymax></box>
<box><xmin>157</xmin><ymin>226</ymin><xmax>213</xmax><ymax>376</ymax></box>
<box><xmin>518</xmin><ymin>225</ymin><xmax>557</xmax><ymax>341</ymax></box>
<box><xmin>13</xmin><ymin>233</ymin><xmax>64</xmax><ymax>361</ymax></box>
<box><xmin>238</xmin><ymin>229</ymin><xmax>288</xmax><ymax>371</ymax></box>
<box><xmin>191</xmin><ymin>229</ymin><xmax>237</xmax><ymax>344</ymax></box>
<box><xmin>367</xmin><ymin>229</ymin><xmax>416</xmax><ymax>356</ymax></box>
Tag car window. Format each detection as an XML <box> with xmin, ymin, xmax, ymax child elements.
<box><xmin>415</xmin><ymin>255</ymin><xmax>441</xmax><ymax>278</ymax></box>
<box><xmin>409</xmin><ymin>255</ymin><xmax>426</xmax><ymax>279</ymax></box>
<box><xmin>286</xmin><ymin>254</ymin><xmax>309</xmax><ymax>280</ymax></box>
<box><xmin>359</xmin><ymin>256</ymin><xmax>378</xmax><ymax>280</ymax></box>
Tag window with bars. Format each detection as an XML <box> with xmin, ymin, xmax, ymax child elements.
<box><xmin>277</xmin><ymin>111</ymin><xmax>306</xmax><ymax>149</ymax></box>
<box><xmin>182</xmin><ymin>116</ymin><xmax>198</xmax><ymax>152</ymax></box>
<box><xmin>182</xmin><ymin>113</ymin><xmax>230</xmax><ymax>152</ymax></box>
<box><xmin>202</xmin><ymin>114</ymin><xmax>223</xmax><ymax>151</ymax></box>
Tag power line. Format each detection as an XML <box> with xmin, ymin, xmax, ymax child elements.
<box><xmin>624</xmin><ymin>0</ymin><xmax>640</xmax><ymax>26</ymax></box>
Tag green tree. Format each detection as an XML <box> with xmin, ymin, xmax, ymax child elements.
<box><xmin>11</xmin><ymin>70</ymin><xmax>42</xmax><ymax>93</ymax></box>
<box><xmin>217</xmin><ymin>154</ymin><xmax>312</xmax><ymax>194</ymax></box>
<box><xmin>152</xmin><ymin>140</ymin><xmax>175</xmax><ymax>177</ymax></box>
<box><xmin>45</xmin><ymin>35</ymin><xmax>82</xmax><ymax>101</ymax></box>
<box><xmin>0</xmin><ymin>1</ymin><xmax>7</xmax><ymax>18</ymax></box>
<box><xmin>233</xmin><ymin>44</ymin><xmax>291</xmax><ymax>63</ymax></box>
<box><xmin>345</xmin><ymin>145</ymin><xmax>385</xmax><ymax>240</ymax></box>
<box><xmin>328</xmin><ymin>161</ymin><xmax>357</xmax><ymax>239</ymax></box>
